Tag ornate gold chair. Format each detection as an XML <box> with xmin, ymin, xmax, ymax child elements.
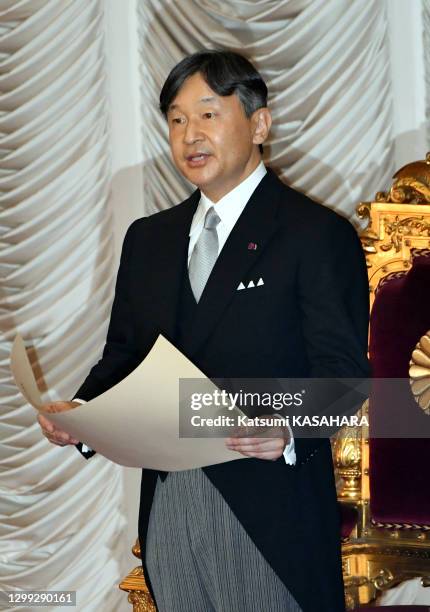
<box><xmin>335</xmin><ymin>153</ymin><xmax>430</xmax><ymax>610</ymax></box>
<box><xmin>119</xmin><ymin>539</ymin><xmax>156</xmax><ymax>611</ymax></box>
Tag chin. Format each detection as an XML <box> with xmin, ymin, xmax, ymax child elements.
<box><xmin>182</xmin><ymin>169</ymin><xmax>217</xmax><ymax>190</ymax></box>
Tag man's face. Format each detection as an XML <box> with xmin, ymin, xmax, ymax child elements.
<box><xmin>166</xmin><ymin>72</ymin><xmax>269</xmax><ymax>201</ymax></box>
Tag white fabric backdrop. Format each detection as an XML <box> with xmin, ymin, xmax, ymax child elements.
<box><xmin>424</xmin><ymin>0</ymin><xmax>430</xmax><ymax>145</ymax></box>
<box><xmin>0</xmin><ymin>1</ymin><xmax>127</xmax><ymax>611</ymax></box>
<box><xmin>138</xmin><ymin>0</ymin><xmax>395</xmax><ymax>221</ymax></box>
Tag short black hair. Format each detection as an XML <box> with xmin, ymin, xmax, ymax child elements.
<box><xmin>159</xmin><ymin>49</ymin><xmax>268</xmax><ymax>153</ymax></box>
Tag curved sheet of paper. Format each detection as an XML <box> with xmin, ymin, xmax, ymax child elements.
<box><xmin>11</xmin><ymin>334</ymin><xmax>246</xmax><ymax>470</ymax></box>
<box><xmin>11</xmin><ymin>334</ymin><xmax>43</xmax><ymax>408</ymax></box>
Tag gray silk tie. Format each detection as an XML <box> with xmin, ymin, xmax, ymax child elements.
<box><xmin>189</xmin><ymin>207</ymin><xmax>221</xmax><ymax>302</ymax></box>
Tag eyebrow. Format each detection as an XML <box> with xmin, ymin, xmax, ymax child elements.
<box><xmin>168</xmin><ymin>96</ymin><xmax>218</xmax><ymax>113</ymax></box>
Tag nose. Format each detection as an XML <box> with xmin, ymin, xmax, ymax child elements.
<box><xmin>183</xmin><ymin>117</ymin><xmax>203</xmax><ymax>145</ymax></box>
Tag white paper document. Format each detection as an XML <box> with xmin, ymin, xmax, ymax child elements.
<box><xmin>11</xmin><ymin>334</ymin><xmax>246</xmax><ymax>470</ymax></box>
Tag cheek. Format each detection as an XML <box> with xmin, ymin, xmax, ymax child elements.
<box><xmin>221</xmin><ymin>136</ymin><xmax>252</xmax><ymax>166</ymax></box>
<box><xmin>225</xmin><ymin>123</ymin><xmax>253</xmax><ymax>155</ymax></box>
<box><xmin>170</xmin><ymin>141</ymin><xmax>184</xmax><ymax>167</ymax></box>
<box><xmin>169</xmin><ymin>131</ymin><xmax>181</xmax><ymax>153</ymax></box>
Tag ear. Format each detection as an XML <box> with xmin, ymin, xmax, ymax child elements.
<box><xmin>251</xmin><ymin>108</ymin><xmax>272</xmax><ymax>146</ymax></box>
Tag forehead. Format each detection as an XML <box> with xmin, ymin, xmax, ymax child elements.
<box><xmin>168</xmin><ymin>72</ymin><xmax>232</xmax><ymax>112</ymax></box>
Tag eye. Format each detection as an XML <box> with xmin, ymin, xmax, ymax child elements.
<box><xmin>171</xmin><ymin>117</ymin><xmax>185</xmax><ymax>125</ymax></box>
<box><xmin>203</xmin><ymin>112</ymin><xmax>216</xmax><ymax>119</ymax></box>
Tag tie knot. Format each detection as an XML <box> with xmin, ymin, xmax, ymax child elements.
<box><xmin>204</xmin><ymin>207</ymin><xmax>220</xmax><ymax>230</ymax></box>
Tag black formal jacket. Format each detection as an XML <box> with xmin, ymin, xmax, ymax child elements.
<box><xmin>75</xmin><ymin>168</ymin><xmax>370</xmax><ymax>612</ymax></box>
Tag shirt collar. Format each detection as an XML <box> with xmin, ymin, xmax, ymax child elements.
<box><xmin>189</xmin><ymin>161</ymin><xmax>267</xmax><ymax>237</ymax></box>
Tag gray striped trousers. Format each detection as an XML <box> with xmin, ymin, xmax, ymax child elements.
<box><xmin>145</xmin><ymin>467</ymin><xmax>302</xmax><ymax>611</ymax></box>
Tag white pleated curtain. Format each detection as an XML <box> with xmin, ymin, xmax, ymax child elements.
<box><xmin>424</xmin><ymin>0</ymin><xmax>430</xmax><ymax>145</ymax></box>
<box><xmin>139</xmin><ymin>0</ymin><xmax>395</xmax><ymax>220</ymax></box>
<box><xmin>0</xmin><ymin>2</ymin><xmax>126</xmax><ymax>611</ymax></box>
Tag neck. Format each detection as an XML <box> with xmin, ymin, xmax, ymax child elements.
<box><xmin>201</xmin><ymin>156</ymin><xmax>262</xmax><ymax>203</ymax></box>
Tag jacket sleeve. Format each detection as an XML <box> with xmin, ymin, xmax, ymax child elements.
<box><xmin>74</xmin><ymin>219</ymin><xmax>143</xmax><ymax>460</ymax></box>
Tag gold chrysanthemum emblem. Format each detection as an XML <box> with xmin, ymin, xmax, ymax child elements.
<box><xmin>409</xmin><ymin>330</ymin><xmax>430</xmax><ymax>414</ymax></box>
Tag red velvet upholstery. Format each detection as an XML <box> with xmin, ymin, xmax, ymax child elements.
<box><xmin>368</xmin><ymin>253</ymin><xmax>430</xmax><ymax>525</ymax></box>
<box><xmin>339</xmin><ymin>502</ymin><xmax>358</xmax><ymax>539</ymax></box>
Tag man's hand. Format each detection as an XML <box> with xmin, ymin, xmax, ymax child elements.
<box><xmin>37</xmin><ymin>402</ymin><xmax>80</xmax><ymax>447</ymax></box>
<box><xmin>225</xmin><ymin>418</ymin><xmax>290</xmax><ymax>460</ymax></box>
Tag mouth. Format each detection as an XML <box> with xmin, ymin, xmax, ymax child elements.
<box><xmin>185</xmin><ymin>153</ymin><xmax>212</xmax><ymax>168</ymax></box>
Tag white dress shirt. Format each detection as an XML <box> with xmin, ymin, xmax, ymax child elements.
<box><xmin>77</xmin><ymin>161</ymin><xmax>296</xmax><ymax>465</ymax></box>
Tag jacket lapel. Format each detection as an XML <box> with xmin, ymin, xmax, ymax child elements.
<box><xmin>186</xmin><ymin>169</ymin><xmax>282</xmax><ymax>356</ymax></box>
<box><xmin>151</xmin><ymin>189</ymin><xmax>199</xmax><ymax>343</ymax></box>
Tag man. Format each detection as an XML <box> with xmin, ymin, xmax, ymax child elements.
<box><xmin>38</xmin><ymin>50</ymin><xmax>370</xmax><ymax>611</ymax></box>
